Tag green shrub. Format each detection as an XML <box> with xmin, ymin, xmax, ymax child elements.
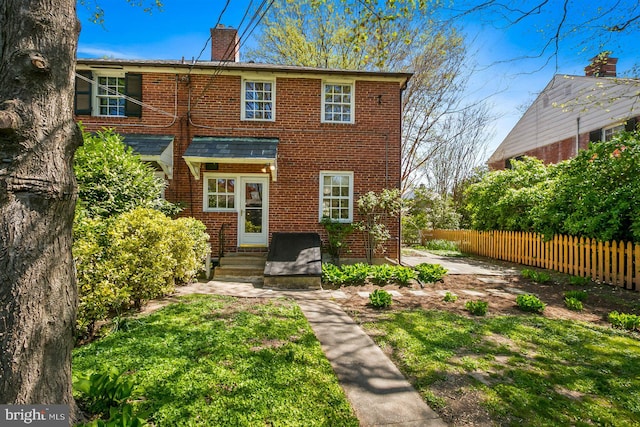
<box><xmin>321</xmin><ymin>217</ymin><xmax>354</xmax><ymax>266</ymax></box>
<box><xmin>370</xmin><ymin>264</ymin><xmax>396</xmax><ymax>286</ymax></box>
<box><xmin>369</xmin><ymin>289</ymin><xmax>392</xmax><ymax>308</ymax></box>
<box><xmin>168</xmin><ymin>217</ymin><xmax>210</xmax><ymax>285</ymax></box>
<box><xmin>340</xmin><ymin>263</ymin><xmax>369</xmax><ymax>286</ymax></box>
<box><xmin>414</xmin><ymin>263</ymin><xmax>447</xmax><ymax>283</ymax></box>
<box><xmin>564</xmin><ymin>297</ymin><xmax>584</xmax><ymax>311</ymax></box>
<box><xmin>516</xmin><ymin>294</ymin><xmax>546</xmax><ymax>313</ymax></box>
<box><xmin>521</xmin><ymin>269</ymin><xmax>552</xmax><ymax>283</ymax></box>
<box><xmin>322</xmin><ymin>263</ymin><xmax>346</xmax><ymax>286</ymax></box>
<box><xmin>569</xmin><ymin>275</ymin><xmax>591</xmax><ymax>286</ymax></box>
<box><xmin>109</xmin><ymin>208</ymin><xmax>177</xmax><ymax>308</ymax></box>
<box><xmin>443</xmin><ymin>292</ymin><xmax>458</xmax><ymax>302</ymax></box>
<box><xmin>75</xmin><ymin>128</ymin><xmax>178</xmax><ymax>219</ymax></box>
<box><xmin>465</xmin><ymin>300</ymin><xmax>488</xmax><ymax>316</ymax></box>
<box><xmin>564</xmin><ymin>290</ymin><xmax>588</xmax><ymax>301</ymax></box>
<box><xmin>608</xmin><ymin>311</ymin><xmax>640</xmax><ymax>331</ymax></box>
<box><xmin>392</xmin><ymin>266</ymin><xmax>416</xmax><ymax>287</ymax></box>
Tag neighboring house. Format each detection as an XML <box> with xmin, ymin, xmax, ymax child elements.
<box><xmin>488</xmin><ymin>54</ymin><xmax>640</xmax><ymax>170</ymax></box>
<box><xmin>74</xmin><ymin>25</ymin><xmax>411</xmax><ymax>263</ymax></box>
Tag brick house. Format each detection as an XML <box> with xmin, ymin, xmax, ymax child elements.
<box><xmin>75</xmin><ymin>26</ymin><xmax>411</xmax><ymax>265</ymax></box>
<box><xmin>488</xmin><ymin>54</ymin><xmax>639</xmax><ymax>170</ymax></box>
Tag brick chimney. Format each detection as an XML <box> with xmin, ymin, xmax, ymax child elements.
<box><xmin>210</xmin><ymin>24</ymin><xmax>239</xmax><ymax>62</ymax></box>
<box><xmin>585</xmin><ymin>52</ymin><xmax>617</xmax><ymax>77</ymax></box>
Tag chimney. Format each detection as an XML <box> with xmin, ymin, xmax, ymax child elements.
<box><xmin>585</xmin><ymin>52</ymin><xmax>617</xmax><ymax>77</ymax></box>
<box><xmin>210</xmin><ymin>24</ymin><xmax>239</xmax><ymax>62</ymax></box>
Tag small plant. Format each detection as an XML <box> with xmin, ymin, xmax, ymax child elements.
<box><xmin>516</xmin><ymin>294</ymin><xmax>546</xmax><ymax>313</ymax></box>
<box><xmin>414</xmin><ymin>263</ymin><xmax>447</xmax><ymax>283</ymax></box>
<box><xmin>608</xmin><ymin>311</ymin><xmax>640</xmax><ymax>331</ymax></box>
<box><xmin>369</xmin><ymin>289</ymin><xmax>392</xmax><ymax>309</ymax></box>
<box><xmin>569</xmin><ymin>275</ymin><xmax>591</xmax><ymax>286</ymax></box>
<box><xmin>370</xmin><ymin>264</ymin><xmax>395</xmax><ymax>286</ymax></box>
<box><xmin>564</xmin><ymin>297</ymin><xmax>583</xmax><ymax>311</ymax></box>
<box><xmin>321</xmin><ymin>217</ymin><xmax>354</xmax><ymax>266</ymax></box>
<box><xmin>564</xmin><ymin>290</ymin><xmax>588</xmax><ymax>301</ymax></box>
<box><xmin>392</xmin><ymin>266</ymin><xmax>416</xmax><ymax>287</ymax></box>
<box><xmin>443</xmin><ymin>292</ymin><xmax>458</xmax><ymax>302</ymax></box>
<box><xmin>465</xmin><ymin>300</ymin><xmax>488</xmax><ymax>316</ymax></box>
<box><xmin>321</xmin><ymin>263</ymin><xmax>346</xmax><ymax>286</ymax></box>
<box><xmin>521</xmin><ymin>269</ymin><xmax>552</xmax><ymax>283</ymax></box>
<box><xmin>74</xmin><ymin>368</ymin><xmax>148</xmax><ymax>426</ymax></box>
<box><xmin>340</xmin><ymin>263</ymin><xmax>370</xmax><ymax>286</ymax></box>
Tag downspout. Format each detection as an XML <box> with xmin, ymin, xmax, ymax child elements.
<box><xmin>576</xmin><ymin>117</ymin><xmax>580</xmax><ymax>157</ymax></box>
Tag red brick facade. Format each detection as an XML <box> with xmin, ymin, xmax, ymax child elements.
<box><xmin>75</xmin><ymin>60</ymin><xmax>409</xmax><ymax>261</ymax></box>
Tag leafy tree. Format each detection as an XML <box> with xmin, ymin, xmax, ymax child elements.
<box><xmin>74</xmin><ymin>128</ymin><xmax>178</xmax><ymax>218</ymax></box>
<box><xmin>249</xmin><ymin>0</ymin><xmax>491</xmax><ymax>193</ymax></box>
<box><xmin>542</xmin><ymin>131</ymin><xmax>640</xmax><ymax>242</ymax></box>
<box><xmin>403</xmin><ymin>186</ymin><xmax>460</xmax><ymax>245</ymax></box>
<box><xmin>464</xmin><ymin>157</ymin><xmax>555</xmax><ymax>232</ymax></box>
<box><xmin>0</xmin><ymin>0</ymin><xmax>160</xmax><ymax>412</ymax></box>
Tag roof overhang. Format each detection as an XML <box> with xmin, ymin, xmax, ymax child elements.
<box><xmin>183</xmin><ymin>136</ymin><xmax>279</xmax><ymax>181</ymax></box>
<box><xmin>121</xmin><ymin>134</ymin><xmax>174</xmax><ymax>179</ymax></box>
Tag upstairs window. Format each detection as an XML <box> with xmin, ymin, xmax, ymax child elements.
<box><xmin>322</xmin><ymin>82</ymin><xmax>354</xmax><ymax>123</ymax></box>
<box><xmin>319</xmin><ymin>171</ymin><xmax>353</xmax><ymax>222</ymax></box>
<box><xmin>242</xmin><ymin>80</ymin><xmax>274</xmax><ymax>121</ymax></box>
<box><xmin>74</xmin><ymin>71</ymin><xmax>142</xmax><ymax>118</ymax></box>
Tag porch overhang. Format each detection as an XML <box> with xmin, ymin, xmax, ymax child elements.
<box><xmin>121</xmin><ymin>134</ymin><xmax>174</xmax><ymax>179</ymax></box>
<box><xmin>183</xmin><ymin>136</ymin><xmax>279</xmax><ymax>181</ymax></box>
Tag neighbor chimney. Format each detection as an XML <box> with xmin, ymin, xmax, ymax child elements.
<box><xmin>585</xmin><ymin>52</ymin><xmax>617</xmax><ymax>77</ymax></box>
<box><xmin>210</xmin><ymin>24</ymin><xmax>239</xmax><ymax>62</ymax></box>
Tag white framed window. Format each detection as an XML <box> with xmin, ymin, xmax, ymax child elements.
<box><xmin>204</xmin><ymin>175</ymin><xmax>237</xmax><ymax>212</ymax></box>
<box><xmin>603</xmin><ymin>123</ymin><xmax>625</xmax><ymax>141</ymax></box>
<box><xmin>319</xmin><ymin>171</ymin><xmax>353</xmax><ymax>222</ymax></box>
<box><xmin>95</xmin><ymin>73</ymin><xmax>126</xmax><ymax>117</ymax></box>
<box><xmin>322</xmin><ymin>82</ymin><xmax>354</xmax><ymax>123</ymax></box>
<box><xmin>242</xmin><ymin>79</ymin><xmax>275</xmax><ymax>121</ymax></box>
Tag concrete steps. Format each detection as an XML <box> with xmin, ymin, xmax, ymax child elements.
<box><xmin>214</xmin><ymin>253</ymin><xmax>267</xmax><ymax>283</ymax></box>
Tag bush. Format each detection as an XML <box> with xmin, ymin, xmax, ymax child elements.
<box><xmin>168</xmin><ymin>217</ymin><xmax>210</xmax><ymax>284</ymax></box>
<box><xmin>516</xmin><ymin>294</ymin><xmax>546</xmax><ymax>313</ymax></box>
<box><xmin>370</xmin><ymin>264</ymin><xmax>396</xmax><ymax>286</ymax></box>
<box><xmin>402</xmin><ymin>187</ymin><xmax>460</xmax><ymax>245</ymax></box>
<box><xmin>75</xmin><ymin>128</ymin><xmax>178</xmax><ymax>218</ymax></box>
<box><xmin>423</xmin><ymin>239</ymin><xmax>460</xmax><ymax>251</ymax></box>
<box><xmin>340</xmin><ymin>263</ymin><xmax>369</xmax><ymax>286</ymax></box>
<box><xmin>443</xmin><ymin>292</ymin><xmax>458</xmax><ymax>302</ymax></box>
<box><xmin>321</xmin><ymin>263</ymin><xmax>346</xmax><ymax>286</ymax></box>
<box><xmin>564</xmin><ymin>290</ymin><xmax>588</xmax><ymax>301</ymax></box>
<box><xmin>564</xmin><ymin>297</ymin><xmax>583</xmax><ymax>311</ymax></box>
<box><xmin>465</xmin><ymin>300</ymin><xmax>488</xmax><ymax>316</ymax></box>
<box><xmin>392</xmin><ymin>266</ymin><xmax>416</xmax><ymax>287</ymax></box>
<box><xmin>369</xmin><ymin>289</ymin><xmax>392</xmax><ymax>308</ymax></box>
<box><xmin>608</xmin><ymin>311</ymin><xmax>640</xmax><ymax>331</ymax></box>
<box><xmin>321</xmin><ymin>217</ymin><xmax>354</xmax><ymax>266</ymax></box>
<box><xmin>414</xmin><ymin>263</ymin><xmax>447</xmax><ymax>283</ymax></box>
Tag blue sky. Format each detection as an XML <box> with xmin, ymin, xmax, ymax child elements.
<box><xmin>77</xmin><ymin>0</ymin><xmax>640</xmax><ymax>157</ymax></box>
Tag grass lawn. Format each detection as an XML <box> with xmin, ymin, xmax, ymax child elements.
<box><xmin>360</xmin><ymin>309</ymin><xmax>640</xmax><ymax>426</ymax></box>
<box><xmin>73</xmin><ymin>294</ymin><xmax>358</xmax><ymax>426</ymax></box>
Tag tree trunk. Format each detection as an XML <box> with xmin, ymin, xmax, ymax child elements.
<box><xmin>0</xmin><ymin>0</ymin><xmax>81</xmax><ymax>410</ymax></box>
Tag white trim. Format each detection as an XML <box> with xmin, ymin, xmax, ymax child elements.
<box><xmin>92</xmin><ymin>70</ymin><xmax>126</xmax><ymax>117</ymax></box>
<box><xmin>241</xmin><ymin>78</ymin><xmax>276</xmax><ymax>121</ymax></box>
<box><xmin>202</xmin><ymin>174</ymin><xmax>238</xmax><ymax>213</ymax></box>
<box><xmin>319</xmin><ymin>171</ymin><xmax>354</xmax><ymax>222</ymax></box>
<box><xmin>321</xmin><ymin>80</ymin><xmax>355</xmax><ymax>124</ymax></box>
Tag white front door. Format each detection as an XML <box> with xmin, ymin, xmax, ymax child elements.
<box><xmin>239</xmin><ymin>176</ymin><xmax>269</xmax><ymax>247</ymax></box>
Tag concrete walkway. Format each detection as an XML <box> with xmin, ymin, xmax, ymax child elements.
<box><xmin>403</xmin><ymin>250</ymin><xmax>520</xmax><ymax>276</ymax></box>
<box><xmin>172</xmin><ymin>280</ymin><xmax>447</xmax><ymax>426</ymax></box>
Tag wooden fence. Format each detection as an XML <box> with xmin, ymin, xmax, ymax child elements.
<box><xmin>428</xmin><ymin>229</ymin><xmax>639</xmax><ymax>291</ymax></box>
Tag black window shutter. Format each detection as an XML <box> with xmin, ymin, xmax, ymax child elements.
<box><xmin>625</xmin><ymin>117</ymin><xmax>638</xmax><ymax>132</ymax></box>
<box><xmin>589</xmin><ymin>129</ymin><xmax>602</xmax><ymax>143</ymax></box>
<box><xmin>74</xmin><ymin>70</ymin><xmax>93</xmax><ymax>115</ymax></box>
<box><xmin>125</xmin><ymin>73</ymin><xmax>142</xmax><ymax>117</ymax></box>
